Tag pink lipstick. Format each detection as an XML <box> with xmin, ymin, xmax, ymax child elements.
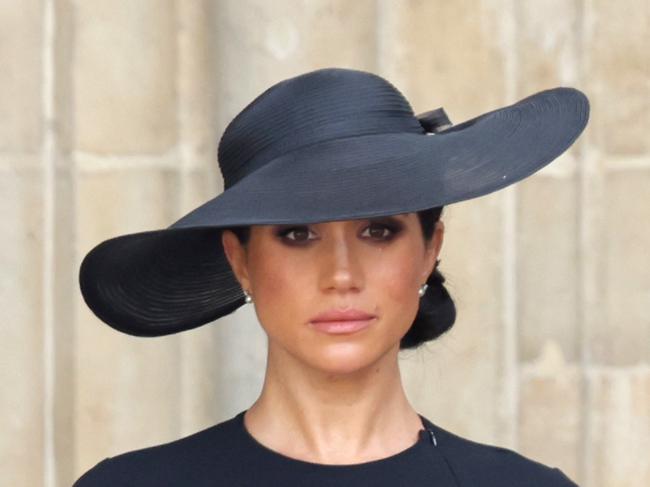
<box><xmin>308</xmin><ymin>308</ymin><xmax>377</xmax><ymax>334</ymax></box>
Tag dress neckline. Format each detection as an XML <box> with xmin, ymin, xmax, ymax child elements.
<box><xmin>235</xmin><ymin>409</ymin><xmax>436</xmax><ymax>470</ymax></box>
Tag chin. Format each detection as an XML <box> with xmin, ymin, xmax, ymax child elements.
<box><xmin>306</xmin><ymin>342</ymin><xmax>393</xmax><ymax>376</ymax></box>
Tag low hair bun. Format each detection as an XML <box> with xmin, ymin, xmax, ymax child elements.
<box><xmin>400</xmin><ymin>262</ymin><xmax>457</xmax><ymax>350</ymax></box>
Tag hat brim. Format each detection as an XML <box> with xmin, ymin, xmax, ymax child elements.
<box><xmin>79</xmin><ymin>87</ymin><xmax>589</xmax><ymax>336</ymax></box>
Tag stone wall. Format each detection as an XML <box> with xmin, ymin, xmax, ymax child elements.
<box><xmin>1</xmin><ymin>1</ymin><xmax>647</xmax><ymax>486</ymax></box>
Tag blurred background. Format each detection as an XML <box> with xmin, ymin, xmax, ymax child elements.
<box><xmin>1</xmin><ymin>1</ymin><xmax>648</xmax><ymax>486</ymax></box>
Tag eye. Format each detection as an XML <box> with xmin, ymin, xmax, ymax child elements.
<box><xmin>361</xmin><ymin>222</ymin><xmax>400</xmax><ymax>241</ymax></box>
<box><xmin>275</xmin><ymin>220</ymin><xmax>402</xmax><ymax>245</ymax></box>
<box><xmin>276</xmin><ymin>226</ymin><xmax>316</xmax><ymax>243</ymax></box>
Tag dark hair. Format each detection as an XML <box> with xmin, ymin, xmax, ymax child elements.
<box><xmin>225</xmin><ymin>208</ymin><xmax>456</xmax><ymax>350</ymax></box>
<box><xmin>400</xmin><ymin>207</ymin><xmax>456</xmax><ymax>349</ymax></box>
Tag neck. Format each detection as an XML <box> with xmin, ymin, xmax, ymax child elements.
<box><xmin>243</xmin><ymin>341</ymin><xmax>424</xmax><ymax>464</ymax></box>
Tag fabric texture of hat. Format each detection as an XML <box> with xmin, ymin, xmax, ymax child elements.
<box><xmin>79</xmin><ymin>67</ymin><xmax>590</xmax><ymax>337</ymax></box>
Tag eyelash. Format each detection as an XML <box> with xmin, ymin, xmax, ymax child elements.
<box><xmin>275</xmin><ymin>222</ymin><xmax>402</xmax><ymax>245</ymax></box>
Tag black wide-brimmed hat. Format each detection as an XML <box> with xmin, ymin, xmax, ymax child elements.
<box><xmin>79</xmin><ymin>67</ymin><xmax>589</xmax><ymax>337</ymax></box>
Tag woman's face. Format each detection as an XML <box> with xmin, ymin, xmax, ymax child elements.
<box><xmin>221</xmin><ymin>212</ymin><xmax>443</xmax><ymax>375</ymax></box>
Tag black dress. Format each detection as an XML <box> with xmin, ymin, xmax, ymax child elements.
<box><xmin>73</xmin><ymin>410</ymin><xmax>578</xmax><ymax>486</ymax></box>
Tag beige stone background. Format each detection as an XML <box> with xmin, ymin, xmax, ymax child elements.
<box><xmin>1</xmin><ymin>0</ymin><xmax>648</xmax><ymax>486</ymax></box>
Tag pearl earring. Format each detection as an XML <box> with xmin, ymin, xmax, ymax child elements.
<box><xmin>418</xmin><ymin>283</ymin><xmax>428</xmax><ymax>297</ymax></box>
<box><xmin>243</xmin><ymin>290</ymin><xmax>253</xmax><ymax>304</ymax></box>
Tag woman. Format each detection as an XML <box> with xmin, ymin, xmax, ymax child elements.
<box><xmin>74</xmin><ymin>67</ymin><xmax>589</xmax><ymax>486</ymax></box>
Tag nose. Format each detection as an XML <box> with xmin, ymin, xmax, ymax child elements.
<box><xmin>318</xmin><ymin>231</ymin><xmax>363</xmax><ymax>294</ymax></box>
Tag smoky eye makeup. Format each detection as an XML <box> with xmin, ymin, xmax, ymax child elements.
<box><xmin>273</xmin><ymin>225</ymin><xmax>312</xmax><ymax>242</ymax></box>
<box><xmin>273</xmin><ymin>216</ymin><xmax>405</xmax><ymax>244</ymax></box>
<box><xmin>368</xmin><ymin>216</ymin><xmax>405</xmax><ymax>230</ymax></box>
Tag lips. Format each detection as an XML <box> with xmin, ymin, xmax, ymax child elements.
<box><xmin>309</xmin><ymin>308</ymin><xmax>376</xmax><ymax>323</ymax></box>
<box><xmin>308</xmin><ymin>308</ymin><xmax>377</xmax><ymax>335</ymax></box>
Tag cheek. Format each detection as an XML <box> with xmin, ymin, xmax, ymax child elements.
<box><xmin>247</xmin><ymin>247</ymin><xmax>314</xmax><ymax>329</ymax></box>
<box><xmin>369</xmin><ymin>249</ymin><xmax>421</xmax><ymax>321</ymax></box>
<box><xmin>373</xmin><ymin>261</ymin><xmax>420</xmax><ymax>337</ymax></box>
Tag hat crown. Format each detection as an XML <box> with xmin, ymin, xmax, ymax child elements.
<box><xmin>217</xmin><ymin>68</ymin><xmax>424</xmax><ymax>189</ymax></box>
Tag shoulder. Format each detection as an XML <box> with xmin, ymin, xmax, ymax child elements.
<box><xmin>73</xmin><ymin>413</ymin><xmax>243</xmax><ymax>486</ymax></box>
<box><xmin>426</xmin><ymin>420</ymin><xmax>579</xmax><ymax>486</ymax></box>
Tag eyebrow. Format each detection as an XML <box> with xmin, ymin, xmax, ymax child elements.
<box><xmin>366</xmin><ymin>214</ymin><xmax>407</xmax><ymax>223</ymax></box>
<box><xmin>271</xmin><ymin>215</ymin><xmax>405</xmax><ymax>228</ymax></box>
<box><xmin>367</xmin><ymin>215</ymin><xmax>402</xmax><ymax>222</ymax></box>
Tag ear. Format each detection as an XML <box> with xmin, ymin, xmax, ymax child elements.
<box><xmin>221</xmin><ymin>229</ymin><xmax>251</xmax><ymax>292</ymax></box>
<box><xmin>421</xmin><ymin>220</ymin><xmax>444</xmax><ymax>282</ymax></box>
